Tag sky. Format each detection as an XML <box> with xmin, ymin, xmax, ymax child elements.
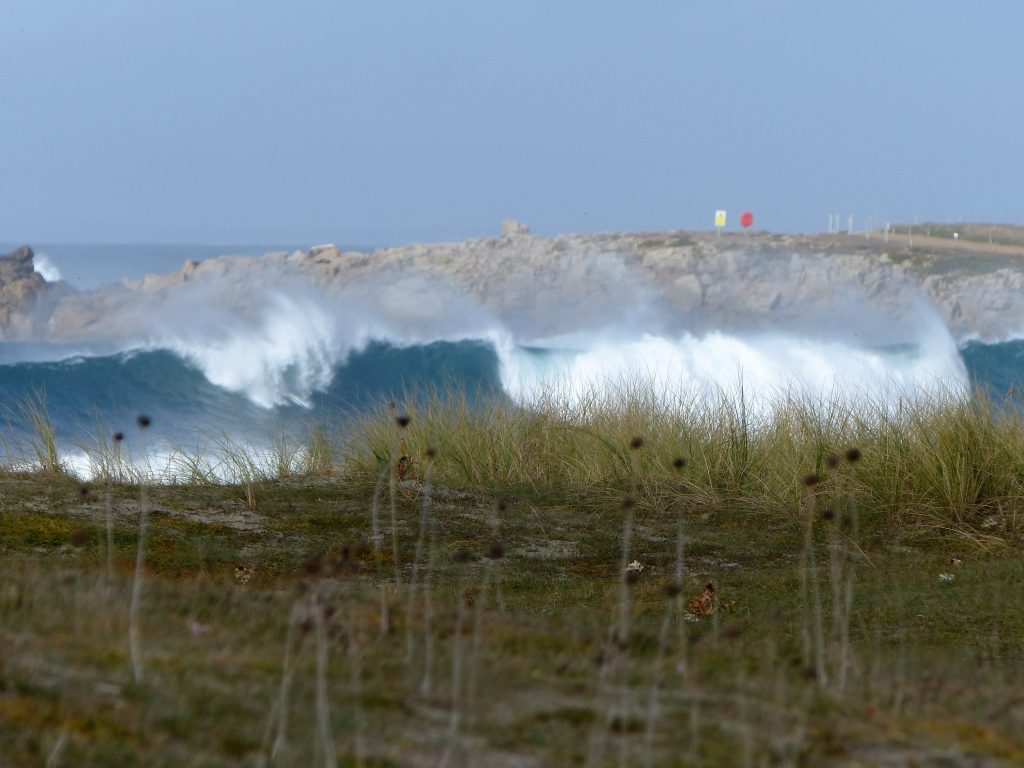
<box><xmin>2</xmin><ymin>1</ymin><xmax>1022</xmax><ymax>246</ymax></box>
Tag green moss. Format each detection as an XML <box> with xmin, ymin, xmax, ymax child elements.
<box><xmin>0</xmin><ymin>444</ymin><xmax>1023</xmax><ymax>764</ymax></box>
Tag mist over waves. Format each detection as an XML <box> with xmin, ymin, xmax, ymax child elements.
<box><xmin>3</xmin><ymin>228</ymin><xmax>1024</xmax><ymax>452</ymax></box>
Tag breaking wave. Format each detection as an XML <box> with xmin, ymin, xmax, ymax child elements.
<box><xmin>3</xmin><ymin>271</ymin><xmax>1022</xmax><ymax>455</ymax></box>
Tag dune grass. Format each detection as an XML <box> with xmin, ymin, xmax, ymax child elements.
<box><xmin>2</xmin><ymin>387</ymin><xmax>1024</xmax><ymax>765</ymax></box>
<box><xmin>343</xmin><ymin>385</ymin><xmax>1024</xmax><ymax>540</ymax></box>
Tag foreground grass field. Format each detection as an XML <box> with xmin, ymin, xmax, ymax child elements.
<box><xmin>2</xmin><ymin>392</ymin><xmax>1024</xmax><ymax>766</ymax></box>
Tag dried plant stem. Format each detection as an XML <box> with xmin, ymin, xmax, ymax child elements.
<box><xmin>347</xmin><ymin>601</ymin><xmax>366</xmax><ymax>768</ymax></box>
<box><xmin>614</xmin><ymin>500</ymin><xmax>635</xmax><ymax>768</ymax></box>
<box><xmin>314</xmin><ymin>598</ymin><xmax>337</xmax><ymax>768</ymax></box>
<box><xmin>892</xmin><ymin>635</ymin><xmax>907</xmax><ymax>715</ymax></box>
<box><xmin>404</xmin><ymin>459</ymin><xmax>434</xmax><ymax>662</ymax></box>
<box><xmin>837</xmin><ymin>495</ymin><xmax>860</xmax><ymax>692</ymax></box>
<box><xmin>739</xmin><ymin>674</ymin><xmax>754</xmax><ymax>768</ymax></box>
<box><xmin>618</xmin><ymin>442</ymin><xmax>642</xmax><ymax>645</ymax></box>
<box><xmin>128</xmin><ymin>482</ymin><xmax>149</xmax><ymax>684</ymax></box>
<box><xmin>439</xmin><ymin>578</ymin><xmax>467</xmax><ymax>768</ymax></box>
<box><xmin>265</xmin><ymin>603</ymin><xmax>302</xmax><ymax>765</ymax></box>
<box><xmin>688</xmin><ymin>698</ymin><xmax>701</xmax><ymax>763</ymax></box>
<box><xmin>104</xmin><ymin>479</ymin><xmax>115</xmax><ymax>588</ymax></box>
<box><xmin>799</xmin><ymin>520</ymin><xmax>812</xmax><ymax>670</ymax></box>
<box><xmin>800</xmin><ymin>491</ymin><xmax>827</xmax><ymax>685</ymax></box>
<box><xmin>585</xmin><ymin>630</ymin><xmax>618</xmax><ymax>768</ymax></box>
<box><xmin>465</xmin><ymin>564</ymin><xmax>491</xmax><ymax>722</ymax></box>
<box><xmin>388</xmin><ymin>468</ymin><xmax>401</xmax><ymax>597</ymax></box>
<box><xmin>369</xmin><ymin>465</ymin><xmax>388</xmax><ymax>562</ymax></box>
<box><xmin>838</xmin><ymin>566</ymin><xmax>855</xmax><ymax>692</ymax></box>
<box><xmin>674</xmin><ymin>492</ymin><xmax>688</xmax><ymax>679</ymax></box>
<box><xmin>44</xmin><ymin>731</ymin><xmax>67</xmax><ymax>768</ymax></box>
<box><xmin>829</xmin><ymin>529</ymin><xmax>844</xmax><ymax>658</ymax></box>
<box><xmin>419</xmin><ymin>512</ymin><xmax>439</xmax><ymax>697</ymax></box>
<box><xmin>807</xmin><ymin>529</ymin><xmax>828</xmax><ymax>686</ymax></box>
<box><xmin>617</xmin><ymin>504</ymin><xmax>635</xmax><ymax>644</ymax></box>
<box><xmin>643</xmin><ymin>607</ymin><xmax>673</xmax><ymax>768</ymax></box>
<box><xmin>618</xmin><ymin>679</ymin><xmax>630</xmax><ymax>768</ymax></box>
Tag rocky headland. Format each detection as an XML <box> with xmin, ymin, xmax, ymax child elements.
<box><xmin>3</xmin><ymin>222</ymin><xmax>1024</xmax><ymax>345</ymax></box>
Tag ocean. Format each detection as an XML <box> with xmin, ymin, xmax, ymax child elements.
<box><xmin>2</xmin><ymin>244</ymin><xmax>1023</xmax><ymax>474</ymax></box>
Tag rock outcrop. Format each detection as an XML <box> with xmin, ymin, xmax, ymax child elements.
<box><xmin>3</xmin><ymin>226</ymin><xmax>1024</xmax><ymax>344</ymax></box>
<box><xmin>0</xmin><ymin>246</ymin><xmax>50</xmax><ymax>338</ymax></box>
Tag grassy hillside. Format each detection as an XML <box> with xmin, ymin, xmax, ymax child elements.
<box><xmin>2</xmin><ymin>391</ymin><xmax>1024</xmax><ymax>765</ymax></box>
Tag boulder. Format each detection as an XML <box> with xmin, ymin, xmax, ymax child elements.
<box><xmin>501</xmin><ymin>219</ymin><xmax>531</xmax><ymax>238</ymax></box>
<box><xmin>0</xmin><ymin>246</ymin><xmax>48</xmax><ymax>338</ymax></box>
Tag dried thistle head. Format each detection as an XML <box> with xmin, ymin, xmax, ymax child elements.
<box><xmin>826</xmin><ymin>454</ymin><xmax>840</xmax><ymax>469</ymax></box>
<box><xmin>672</xmin><ymin>456</ymin><xmax>687</xmax><ymax>470</ymax></box>
<box><xmin>487</xmin><ymin>541</ymin><xmax>505</xmax><ymax>560</ymax></box>
<box><xmin>845</xmin><ymin>447</ymin><xmax>862</xmax><ymax>463</ymax></box>
<box><xmin>70</xmin><ymin>527</ymin><xmax>90</xmax><ymax>547</ymax></box>
<box><xmin>304</xmin><ymin>554</ymin><xmax>324</xmax><ymax>577</ymax></box>
<box><xmin>352</xmin><ymin>539</ymin><xmax>370</xmax><ymax>559</ymax></box>
<box><xmin>722</xmin><ymin>622</ymin><xmax>743</xmax><ymax>640</ymax></box>
<box><xmin>113</xmin><ymin>431</ymin><xmax>125</xmax><ymax>443</ymax></box>
<box><xmin>630</xmin><ymin>436</ymin><xmax>644</xmax><ymax>450</ymax></box>
<box><xmin>137</xmin><ymin>414</ymin><xmax>151</xmax><ymax>429</ymax></box>
<box><xmin>621</xmin><ymin>495</ymin><xmax>636</xmax><ymax>510</ymax></box>
<box><xmin>453</xmin><ymin>547</ymin><xmax>474</xmax><ymax>564</ymax></box>
<box><xmin>234</xmin><ymin>564</ymin><xmax>256</xmax><ymax>585</ymax></box>
<box><xmin>395</xmin><ymin>415</ymin><xmax>411</xmax><ymax>428</ymax></box>
<box><xmin>663</xmin><ymin>580</ymin><xmax>682</xmax><ymax>598</ymax></box>
<box><xmin>803</xmin><ymin>473</ymin><xmax>820</xmax><ymax>488</ymax></box>
<box><xmin>425</xmin><ymin>446</ymin><xmax>437</xmax><ymax>461</ymax></box>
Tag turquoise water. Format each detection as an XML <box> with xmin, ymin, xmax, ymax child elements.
<box><xmin>0</xmin><ymin>338</ymin><xmax>1020</xmax><ymax>448</ymax></box>
<box><xmin>0</xmin><ymin>341</ymin><xmax>502</xmax><ymax>444</ymax></box>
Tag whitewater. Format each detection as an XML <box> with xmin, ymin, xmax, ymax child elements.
<box><xmin>4</xmin><ymin>243</ymin><xmax>1023</xmax><ymax>479</ymax></box>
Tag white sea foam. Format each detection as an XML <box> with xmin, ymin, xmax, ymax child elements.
<box><xmin>142</xmin><ymin>274</ymin><xmax>968</xmax><ymax>410</ymax></box>
<box><xmin>16</xmin><ymin>258</ymin><xmax>969</xmax><ymax>411</ymax></box>
<box><xmin>32</xmin><ymin>253</ymin><xmax>62</xmax><ymax>282</ymax></box>
<box><xmin>153</xmin><ymin>302</ymin><xmax>967</xmax><ymax>412</ymax></box>
<box><xmin>163</xmin><ymin>294</ymin><xmax>345</xmax><ymax>408</ymax></box>
<box><xmin>135</xmin><ymin>274</ymin><xmax>504</xmax><ymax>408</ymax></box>
<box><xmin>495</xmin><ymin>325</ymin><xmax>968</xmax><ymax>413</ymax></box>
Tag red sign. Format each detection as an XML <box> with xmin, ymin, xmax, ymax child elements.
<box><xmin>740</xmin><ymin>211</ymin><xmax>754</xmax><ymax>229</ymax></box>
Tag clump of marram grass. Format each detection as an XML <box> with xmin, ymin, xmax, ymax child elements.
<box><xmin>12</xmin><ymin>389</ymin><xmax>63</xmax><ymax>475</ymax></box>
<box><xmin>304</xmin><ymin>422</ymin><xmax>334</xmax><ymax>476</ymax></box>
<box><xmin>342</xmin><ymin>382</ymin><xmax>1024</xmax><ymax>538</ymax></box>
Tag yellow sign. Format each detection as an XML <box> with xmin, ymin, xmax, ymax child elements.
<box><xmin>714</xmin><ymin>210</ymin><xmax>727</xmax><ymax>227</ymax></box>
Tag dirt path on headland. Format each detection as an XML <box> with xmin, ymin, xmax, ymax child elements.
<box><xmin>788</xmin><ymin>229</ymin><xmax>1024</xmax><ymax>258</ymax></box>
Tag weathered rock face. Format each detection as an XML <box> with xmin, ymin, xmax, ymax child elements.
<box><xmin>0</xmin><ymin>246</ymin><xmax>50</xmax><ymax>338</ymax></box>
<box><xmin>3</xmin><ymin>228</ymin><xmax>1024</xmax><ymax>344</ymax></box>
<box><xmin>922</xmin><ymin>270</ymin><xmax>1024</xmax><ymax>340</ymax></box>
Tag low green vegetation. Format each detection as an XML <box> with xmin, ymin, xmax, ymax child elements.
<box><xmin>2</xmin><ymin>389</ymin><xmax>1024</xmax><ymax>765</ymax></box>
<box><xmin>912</xmin><ymin>223</ymin><xmax>1024</xmax><ymax>249</ymax></box>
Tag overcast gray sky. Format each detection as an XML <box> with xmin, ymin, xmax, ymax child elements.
<box><xmin>2</xmin><ymin>1</ymin><xmax>1021</xmax><ymax>245</ymax></box>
